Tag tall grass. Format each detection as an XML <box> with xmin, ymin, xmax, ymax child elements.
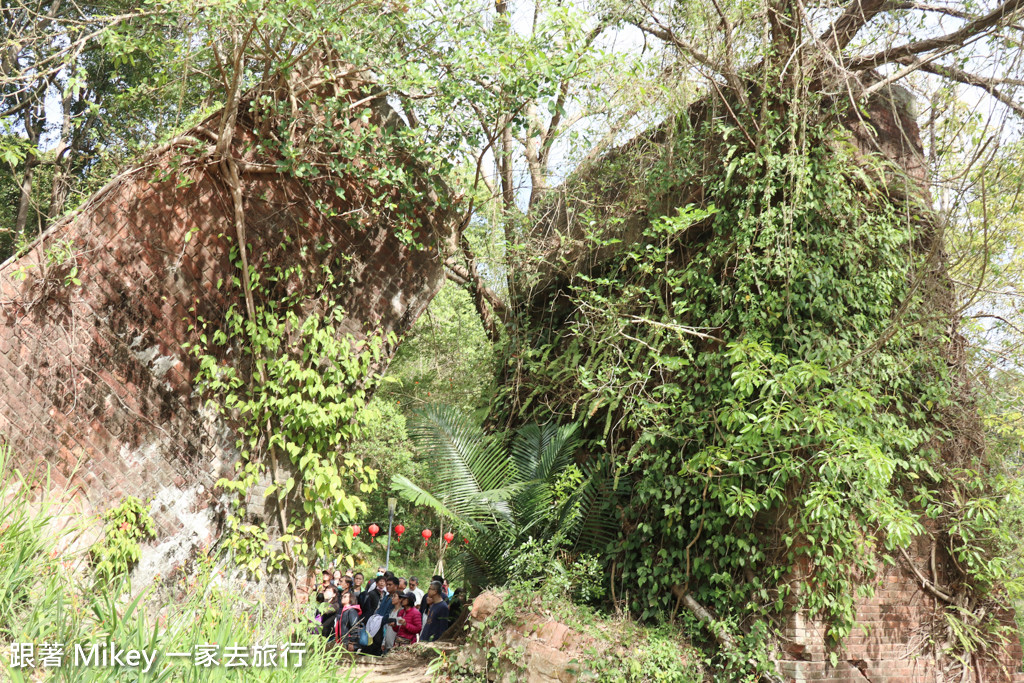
<box><xmin>0</xmin><ymin>445</ymin><xmax>367</xmax><ymax>682</ymax></box>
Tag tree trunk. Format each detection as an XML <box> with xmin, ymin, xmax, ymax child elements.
<box><xmin>15</xmin><ymin>107</ymin><xmax>41</xmax><ymax>238</ymax></box>
<box><xmin>15</xmin><ymin>156</ymin><xmax>37</xmax><ymax>238</ymax></box>
<box><xmin>48</xmin><ymin>91</ymin><xmax>74</xmax><ymax>220</ymax></box>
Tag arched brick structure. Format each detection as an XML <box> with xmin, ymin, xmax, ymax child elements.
<box><xmin>514</xmin><ymin>85</ymin><xmax>1024</xmax><ymax>681</ymax></box>
<box><xmin>0</xmin><ymin>79</ymin><xmax>451</xmax><ymax>580</ymax></box>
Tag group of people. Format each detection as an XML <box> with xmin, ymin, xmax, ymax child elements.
<box><xmin>311</xmin><ymin>566</ymin><xmax>465</xmax><ymax>656</ymax></box>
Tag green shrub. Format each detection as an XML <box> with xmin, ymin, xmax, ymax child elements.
<box><xmin>0</xmin><ymin>445</ymin><xmax>362</xmax><ymax>682</ymax></box>
<box><xmin>90</xmin><ymin>496</ymin><xmax>156</xmax><ymax>582</ymax></box>
<box><xmin>507</xmin><ymin>536</ymin><xmax>606</xmax><ymax>605</ymax></box>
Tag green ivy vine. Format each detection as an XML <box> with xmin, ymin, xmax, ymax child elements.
<box><xmin>189</xmin><ymin>247</ymin><xmax>387</xmax><ymax>578</ymax></box>
<box><xmin>498</xmin><ymin>85</ymin><xmax>1022</xmax><ymax>676</ymax></box>
<box><xmin>180</xmin><ymin>73</ymin><xmax>449</xmax><ymax>582</ymax></box>
<box><xmin>91</xmin><ymin>496</ymin><xmax>156</xmax><ymax>582</ymax></box>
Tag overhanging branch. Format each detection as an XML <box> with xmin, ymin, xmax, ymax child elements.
<box><xmin>846</xmin><ymin>0</ymin><xmax>1024</xmax><ymax>70</ymax></box>
<box><xmin>906</xmin><ymin>57</ymin><xmax>1024</xmax><ymax>118</ymax></box>
<box><xmin>819</xmin><ymin>0</ymin><xmax>889</xmax><ymax>53</ymax></box>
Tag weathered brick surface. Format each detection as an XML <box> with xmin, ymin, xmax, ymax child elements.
<box><xmin>777</xmin><ymin>89</ymin><xmax>1024</xmax><ymax>683</ymax></box>
<box><xmin>0</xmin><ymin>91</ymin><xmax>450</xmax><ymax>573</ymax></box>
<box><xmin>780</xmin><ymin>535</ymin><xmax>1024</xmax><ymax>682</ymax></box>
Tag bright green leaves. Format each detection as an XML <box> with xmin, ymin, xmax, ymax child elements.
<box><xmin>90</xmin><ymin>496</ymin><xmax>157</xmax><ymax>584</ymax></box>
<box><xmin>393</xmin><ymin>406</ymin><xmax>614</xmax><ymax>593</ymax></box>
<box><xmin>498</xmin><ymin>105</ymin><xmax>969</xmax><ymax>675</ymax></box>
<box><xmin>192</xmin><ymin>261</ymin><xmax>386</xmax><ymax>577</ymax></box>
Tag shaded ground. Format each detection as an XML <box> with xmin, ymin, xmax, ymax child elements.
<box><xmin>348</xmin><ymin>642</ymin><xmax>456</xmax><ymax>682</ymax></box>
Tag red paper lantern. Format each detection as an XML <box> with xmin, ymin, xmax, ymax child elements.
<box><xmin>368</xmin><ymin>523</ymin><xmax>380</xmax><ymax>542</ymax></box>
<box><xmin>395</xmin><ymin>524</ymin><xmax>405</xmax><ymax>539</ymax></box>
<box><xmin>422</xmin><ymin>529</ymin><xmax>432</xmax><ymax>545</ymax></box>
<box><xmin>444</xmin><ymin>532</ymin><xmax>454</xmax><ymax>545</ymax></box>
<box><xmin>352</xmin><ymin>525</ymin><xmax>361</xmax><ymax>538</ymax></box>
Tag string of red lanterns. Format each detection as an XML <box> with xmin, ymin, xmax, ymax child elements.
<box><xmin>347</xmin><ymin>524</ymin><xmax>469</xmax><ymax>548</ymax></box>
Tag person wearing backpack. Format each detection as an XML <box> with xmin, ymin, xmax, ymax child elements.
<box><xmin>359</xmin><ymin>574</ymin><xmax>400</xmax><ymax>656</ymax></box>
<box><xmin>334</xmin><ymin>590</ymin><xmax>362</xmax><ymax>651</ymax></box>
<box><xmin>360</xmin><ymin>575</ymin><xmax>384</xmax><ymax>616</ymax></box>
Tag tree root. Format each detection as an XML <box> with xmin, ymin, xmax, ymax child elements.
<box><xmin>670</xmin><ymin>584</ymin><xmax>785</xmax><ymax>683</ymax></box>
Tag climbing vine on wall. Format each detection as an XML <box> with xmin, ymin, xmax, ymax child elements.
<box><xmin>189</xmin><ymin>247</ymin><xmax>388</xmax><ymax>580</ymax></box>
<box><xmin>91</xmin><ymin>496</ymin><xmax>157</xmax><ymax>583</ymax></box>
<box><xmin>498</xmin><ymin>86</ymin><xmax>1024</xmax><ymax>675</ymax></box>
<box><xmin>175</xmin><ymin>21</ymin><xmax>449</xmax><ymax>584</ymax></box>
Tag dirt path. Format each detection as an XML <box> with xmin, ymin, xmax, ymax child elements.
<box><xmin>345</xmin><ymin>642</ymin><xmax>456</xmax><ymax>682</ymax></box>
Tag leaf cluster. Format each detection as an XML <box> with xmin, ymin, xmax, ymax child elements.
<box><xmin>90</xmin><ymin>495</ymin><xmax>157</xmax><ymax>583</ymax></box>
<box><xmin>495</xmin><ymin>88</ymin><xmax>1019</xmax><ymax>675</ymax></box>
<box><xmin>393</xmin><ymin>405</ymin><xmax>617</xmax><ymax>593</ymax></box>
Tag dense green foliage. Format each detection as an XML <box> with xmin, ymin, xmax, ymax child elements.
<box><xmin>392</xmin><ymin>405</ymin><xmax>615</xmax><ymax>592</ymax></box>
<box><xmin>4</xmin><ymin>0</ymin><xmax>1024</xmax><ymax>679</ymax></box>
<box><xmin>439</xmin><ymin>587</ymin><xmax>705</xmax><ymax>682</ymax></box>
<box><xmin>90</xmin><ymin>496</ymin><xmax>157</xmax><ymax>583</ymax></box>
<box><xmin>381</xmin><ymin>282</ymin><xmax>498</xmax><ymax>417</ymax></box>
<box><xmin>498</xmin><ymin>92</ymin><xmax>1024</xmax><ymax>672</ymax></box>
<box><xmin>190</xmin><ymin>260</ymin><xmax>385</xmax><ymax>575</ymax></box>
<box><xmin>0</xmin><ymin>446</ymin><xmax>362</xmax><ymax>682</ymax></box>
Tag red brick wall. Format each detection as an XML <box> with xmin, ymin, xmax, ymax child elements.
<box><xmin>778</xmin><ymin>535</ymin><xmax>1024</xmax><ymax>682</ymax></box>
<box><xmin>772</xmin><ymin>89</ymin><xmax>1024</xmax><ymax>683</ymax></box>
<box><xmin>0</xmin><ymin>102</ymin><xmax>450</xmax><ymax>569</ymax></box>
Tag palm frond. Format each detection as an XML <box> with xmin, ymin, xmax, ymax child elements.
<box><xmin>510</xmin><ymin>423</ymin><xmax>548</xmax><ymax>482</ymax></box>
<box><xmin>566</xmin><ymin>459</ymin><xmax>624</xmax><ymax>555</ymax></box>
<box><xmin>457</xmin><ymin>527</ymin><xmax>518</xmax><ymax>591</ymax></box>
<box><xmin>397</xmin><ymin>407</ymin><xmax>617</xmax><ymax>588</ymax></box>
<box><xmin>510</xmin><ymin>422</ymin><xmax>584</xmax><ymax>538</ymax></box>
<box><xmin>392</xmin><ymin>474</ymin><xmax>469</xmax><ymax>526</ymax></box>
<box><xmin>511</xmin><ymin>422</ymin><xmax>580</xmax><ymax>485</ymax></box>
<box><xmin>408</xmin><ymin>405</ymin><xmax>514</xmax><ymax>523</ymax></box>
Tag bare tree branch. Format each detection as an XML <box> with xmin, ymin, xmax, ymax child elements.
<box><xmin>819</xmin><ymin>0</ymin><xmax>889</xmax><ymax>53</ymax></box>
<box><xmin>847</xmin><ymin>0</ymin><xmax>1024</xmax><ymax>70</ymax></box>
<box><xmin>859</xmin><ymin>43</ymin><xmax>962</xmax><ymax>97</ymax></box>
<box><xmin>445</xmin><ymin>259</ymin><xmax>509</xmax><ymax>320</ymax></box>
<box><xmin>881</xmin><ymin>1</ymin><xmax>1024</xmax><ymax>30</ymax></box>
<box><xmin>881</xmin><ymin>1</ymin><xmax>972</xmax><ymax>17</ymax></box>
<box><xmin>539</xmin><ymin>21</ymin><xmax>608</xmax><ymax>167</ymax></box>
<box><xmin>633</xmin><ymin>0</ymin><xmax>750</xmax><ymax>109</ymax></box>
<box><xmin>903</xmin><ymin>56</ymin><xmax>1024</xmax><ymax>118</ymax></box>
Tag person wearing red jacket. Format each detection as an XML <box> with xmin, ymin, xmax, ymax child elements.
<box><xmin>394</xmin><ymin>592</ymin><xmax>422</xmax><ymax>645</ymax></box>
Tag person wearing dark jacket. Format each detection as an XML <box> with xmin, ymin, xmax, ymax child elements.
<box><xmin>448</xmin><ymin>588</ymin><xmax>465</xmax><ymax>626</ymax></box>
<box><xmin>361</xmin><ymin>574</ymin><xmax>400</xmax><ymax>656</ymax></box>
<box><xmin>360</xmin><ymin>576</ymin><xmax>384</xmax><ymax>617</ymax></box>
<box><xmin>418</xmin><ymin>574</ymin><xmax>447</xmax><ymax>614</ymax></box>
<box><xmin>335</xmin><ymin>590</ymin><xmax>362</xmax><ymax>651</ymax></box>
<box><xmin>421</xmin><ymin>581</ymin><xmax>450</xmax><ymax>643</ymax></box>
<box><xmin>320</xmin><ymin>586</ymin><xmax>340</xmax><ymax>641</ymax></box>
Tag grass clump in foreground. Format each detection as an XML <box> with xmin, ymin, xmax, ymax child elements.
<box><xmin>0</xmin><ymin>445</ymin><xmax>361</xmax><ymax>682</ymax></box>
